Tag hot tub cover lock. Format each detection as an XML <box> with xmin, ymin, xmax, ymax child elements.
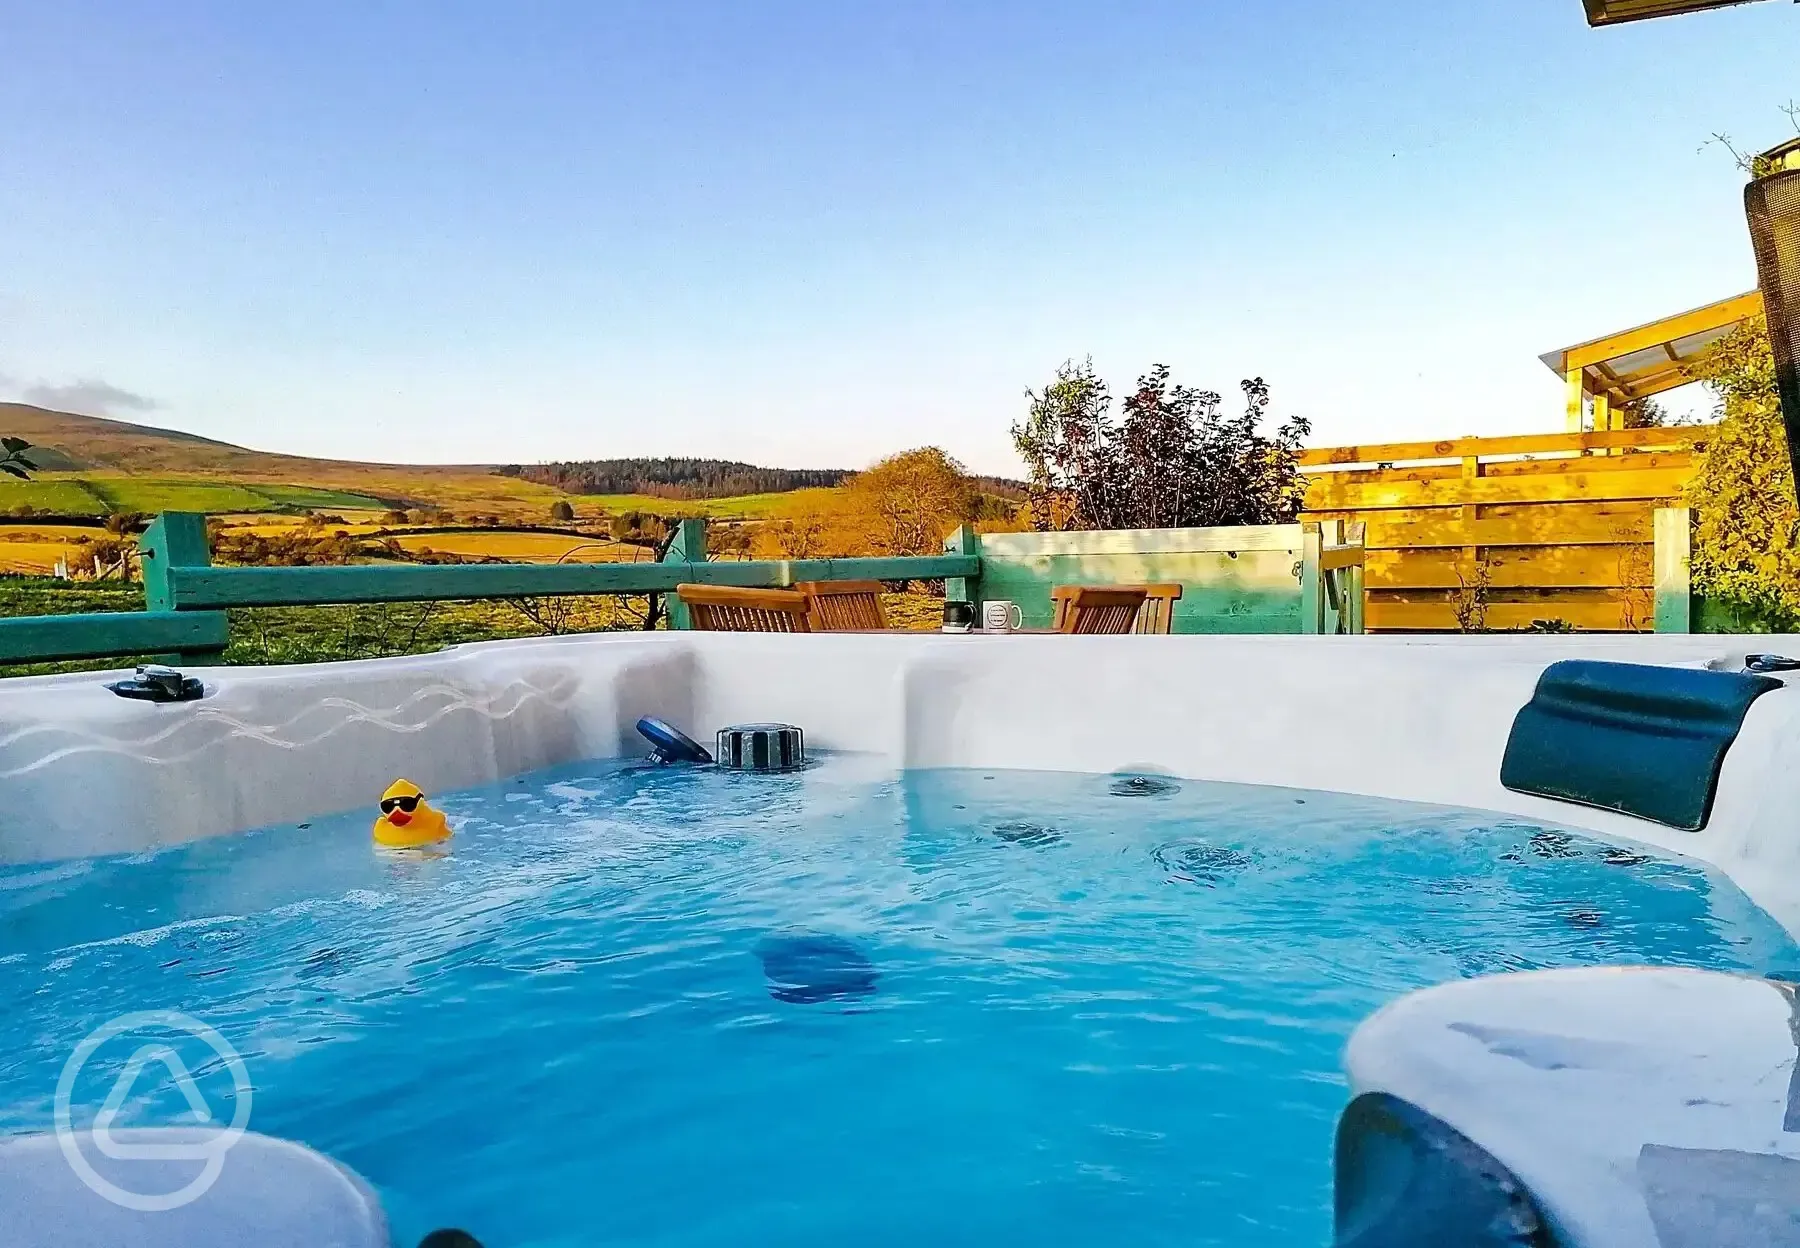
<box><xmin>106</xmin><ymin>664</ymin><xmax>205</xmax><ymax>703</ymax></box>
<box><xmin>1500</xmin><ymin>660</ymin><xmax>1783</xmax><ymax>831</ymax></box>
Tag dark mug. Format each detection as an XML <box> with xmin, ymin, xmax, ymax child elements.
<box><xmin>941</xmin><ymin>600</ymin><xmax>976</xmax><ymax>633</ymax></box>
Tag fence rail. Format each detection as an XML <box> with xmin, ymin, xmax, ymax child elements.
<box><xmin>155</xmin><ymin>556</ymin><xmax>982</xmax><ymax>609</ymax></box>
<box><xmin>0</xmin><ymin>610</ymin><xmax>228</xmax><ymax>666</ymax></box>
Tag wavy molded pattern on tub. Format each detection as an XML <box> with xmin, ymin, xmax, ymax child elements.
<box><xmin>0</xmin><ymin>642</ymin><xmax>665</xmax><ymax>863</ymax></box>
<box><xmin>1500</xmin><ymin>660</ymin><xmax>1784</xmax><ymax>830</ymax></box>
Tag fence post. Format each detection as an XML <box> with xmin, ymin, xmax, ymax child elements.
<box><xmin>660</xmin><ymin>518</ymin><xmax>707</xmax><ymax>630</ymax></box>
<box><xmin>1345</xmin><ymin>521</ymin><xmax>1367</xmax><ymax>636</ymax></box>
<box><xmin>944</xmin><ymin>524</ymin><xmax>980</xmax><ymax>607</ymax></box>
<box><xmin>138</xmin><ymin>512</ymin><xmax>219</xmax><ymax>664</ymax></box>
<box><xmin>1299</xmin><ymin>523</ymin><xmax>1323</xmax><ymax>634</ymax></box>
<box><xmin>1653</xmin><ymin>507</ymin><xmax>1692</xmax><ymax>634</ymax></box>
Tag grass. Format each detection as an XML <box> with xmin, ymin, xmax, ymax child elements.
<box><xmin>0</xmin><ymin>478</ymin><xmax>110</xmax><ymax>513</ymax></box>
<box><xmin>249</xmin><ymin>483</ymin><xmax>395</xmax><ymax>510</ymax></box>
<box><xmin>1</xmin><ymin>474</ymin><xmax>391</xmax><ymax>516</ymax></box>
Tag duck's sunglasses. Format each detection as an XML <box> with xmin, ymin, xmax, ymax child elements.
<box><xmin>380</xmin><ymin>795</ymin><xmax>423</xmax><ymax>814</ymax></box>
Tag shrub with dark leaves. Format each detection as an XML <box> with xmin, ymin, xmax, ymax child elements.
<box><xmin>1012</xmin><ymin>359</ymin><xmax>1310</xmax><ymax>531</ymax></box>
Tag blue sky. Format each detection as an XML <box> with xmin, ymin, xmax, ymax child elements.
<box><xmin>0</xmin><ymin>1</ymin><xmax>1793</xmax><ymax>474</ymax></box>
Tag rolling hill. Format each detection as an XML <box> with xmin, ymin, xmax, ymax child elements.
<box><xmin>0</xmin><ymin>403</ymin><xmax>580</xmax><ymax>520</ymax></box>
<box><xmin>0</xmin><ymin>403</ymin><xmax>1023</xmax><ymax>526</ymax></box>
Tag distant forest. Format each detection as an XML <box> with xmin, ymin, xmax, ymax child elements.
<box><xmin>496</xmin><ymin>458</ymin><xmax>849</xmax><ymax>499</ymax></box>
<box><xmin>497</xmin><ymin>457</ymin><xmax>1026</xmax><ymax>501</ymax></box>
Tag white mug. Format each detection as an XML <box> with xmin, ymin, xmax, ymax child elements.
<box><xmin>982</xmin><ymin>600</ymin><xmax>1024</xmax><ymax>632</ymax></box>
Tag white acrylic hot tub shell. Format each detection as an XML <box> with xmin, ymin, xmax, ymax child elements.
<box><xmin>3</xmin><ymin>630</ymin><xmax>1799</xmax><ymax>1248</ymax></box>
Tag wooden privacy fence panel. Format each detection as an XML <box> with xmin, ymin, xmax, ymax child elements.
<box><xmin>1299</xmin><ymin>427</ymin><xmax>1705</xmax><ymax>633</ymax></box>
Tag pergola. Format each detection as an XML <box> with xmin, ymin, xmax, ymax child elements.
<box><xmin>1539</xmin><ymin>291</ymin><xmax>1763</xmax><ymax>430</ymax></box>
<box><xmin>1582</xmin><ymin>0</ymin><xmax>1772</xmax><ymax>23</ymax></box>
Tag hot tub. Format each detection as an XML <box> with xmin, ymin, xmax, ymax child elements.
<box><xmin>1</xmin><ymin>632</ymin><xmax>1796</xmax><ymax>1247</ymax></box>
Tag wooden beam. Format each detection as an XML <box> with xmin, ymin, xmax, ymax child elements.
<box><xmin>1365</xmin><ymin>598</ymin><xmax>1648</xmax><ymax>632</ymax></box>
<box><xmin>1299</xmin><ymin>524</ymin><xmax>1324</xmax><ymax>635</ymax></box>
<box><xmin>661</xmin><ymin>518</ymin><xmax>707</xmax><ymax>630</ymax></box>
<box><xmin>1567</xmin><ymin>367</ymin><xmax>1588</xmax><ymax>432</ymax></box>
<box><xmin>0</xmin><ymin>610</ymin><xmax>228</xmax><ymax>666</ymax></box>
<box><xmin>1366</xmin><ymin>545</ymin><xmax>1654</xmax><ymax>590</ymax></box>
<box><xmin>944</xmin><ymin>524</ymin><xmax>980</xmax><ymax>606</ymax></box>
<box><xmin>1307</xmin><ymin>467</ymin><xmax>1691</xmax><ymax>511</ymax></box>
<box><xmin>162</xmin><ymin>555</ymin><xmax>984</xmax><ymax>609</ymax></box>
<box><xmin>1653</xmin><ymin>507</ymin><xmax>1692</xmax><ymax>633</ymax></box>
<box><xmin>1299</xmin><ymin>425</ymin><xmax>1706</xmax><ymax>468</ymax></box>
<box><xmin>1584</xmin><ymin>0</ymin><xmax>1771</xmax><ymax>26</ymax></box>
<box><xmin>1319</xmin><ymin>513</ymin><xmax>1653</xmax><ymax>550</ymax></box>
<box><xmin>1562</xmin><ymin>291</ymin><xmax>1763</xmax><ymax>371</ymax></box>
<box><xmin>137</xmin><ymin>512</ymin><xmax>218</xmax><ymax>663</ymax></box>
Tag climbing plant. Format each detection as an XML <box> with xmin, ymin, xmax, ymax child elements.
<box><xmin>1683</xmin><ymin>315</ymin><xmax>1800</xmax><ymax>628</ymax></box>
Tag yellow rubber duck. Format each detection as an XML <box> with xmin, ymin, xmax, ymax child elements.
<box><xmin>372</xmin><ymin>779</ymin><xmax>452</xmax><ymax>849</ymax></box>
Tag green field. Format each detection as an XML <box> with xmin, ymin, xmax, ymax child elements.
<box><xmin>0</xmin><ymin>478</ymin><xmax>110</xmax><ymax>513</ymax></box>
<box><xmin>0</xmin><ymin>473</ymin><xmax>826</xmax><ymax>520</ymax></box>
<box><xmin>0</xmin><ymin>474</ymin><xmax>391</xmax><ymax>515</ymax></box>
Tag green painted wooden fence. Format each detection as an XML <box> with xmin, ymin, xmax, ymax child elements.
<box><xmin>0</xmin><ymin>511</ymin><xmax>1364</xmax><ymax>669</ymax></box>
<box><xmin>949</xmin><ymin>521</ymin><xmax>1364</xmax><ymax>635</ymax></box>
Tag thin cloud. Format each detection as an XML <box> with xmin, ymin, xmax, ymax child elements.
<box><xmin>21</xmin><ymin>379</ymin><xmax>159</xmax><ymax>416</ymax></box>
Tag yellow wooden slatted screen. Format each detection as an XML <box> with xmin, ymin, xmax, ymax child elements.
<box><xmin>1299</xmin><ymin>427</ymin><xmax>1704</xmax><ymax>632</ymax></box>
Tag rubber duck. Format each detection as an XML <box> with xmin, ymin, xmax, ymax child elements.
<box><xmin>372</xmin><ymin>779</ymin><xmax>451</xmax><ymax>849</ymax></box>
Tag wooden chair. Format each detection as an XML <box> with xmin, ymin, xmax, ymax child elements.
<box><xmin>1050</xmin><ymin>586</ymin><xmax>1149</xmax><ymax>635</ymax></box>
<box><xmin>1132</xmin><ymin>584</ymin><xmax>1183</xmax><ymax>634</ymax></box>
<box><xmin>675</xmin><ymin>585</ymin><xmax>811</xmax><ymax>632</ymax></box>
<box><xmin>1051</xmin><ymin>584</ymin><xmax>1180</xmax><ymax>634</ymax></box>
<box><xmin>796</xmin><ymin>580</ymin><xmax>888</xmax><ymax>632</ymax></box>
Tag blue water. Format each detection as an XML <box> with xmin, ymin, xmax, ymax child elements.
<box><xmin>1</xmin><ymin>757</ymin><xmax>1796</xmax><ymax>1246</ymax></box>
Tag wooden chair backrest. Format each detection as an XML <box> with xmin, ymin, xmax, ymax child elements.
<box><xmin>796</xmin><ymin>580</ymin><xmax>888</xmax><ymax>632</ymax></box>
<box><xmin>1132</xmin><ymin>584</ymin><xmax>1183</xmax><ymax>634</ymax></box>
<box><xmin>1051</xmin><ymin>584</ymin><xmax>1180</xmax><ymax>634</ymax></box>
<box><xmin>1051</xmin><ymin>586</ymin><xmax>1150</xmax><ymax>635</ymax></box>
<box><xmin>676</xmin><ymin>584</ymin><xmax>812</xmax><ymax>632</ymax></box>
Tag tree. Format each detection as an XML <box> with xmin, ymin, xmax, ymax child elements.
<box><xmin>550</xmin><ymin>500</ymin><xmax>576</xmax><ymax>522</ymax></box>
<box><xmin>845</xmin><ymin>447</ymin><xmax>977</xmax><ymax>556</ymax></box>
<box><xmin>764</xmin><ymin>511</ymin><xmax>832</xmax><ymax>559</ymax></box>
<box><xmin>1012</xmin><ymin>359</ymin><xmax>1310</xmax><ymax>531</ymax></box>
<box><xmin>1683</xmin><ymin>315</ymin><xmax>1800</xmax><ymax>626</ymax></box>
<box><xmin>1620</xmin><ymin>396</ymin><xmax>1674</xmax><ymax>429</ymax></box>
<box><xmin>708</xmin><ymin>523</ymin><xmax>754</xmax><ymax>560</ymax></box>
<box><xmin>0</xmin><ymin>437</ymin><xmax>37</xmax><ymax>480</ymax></box>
